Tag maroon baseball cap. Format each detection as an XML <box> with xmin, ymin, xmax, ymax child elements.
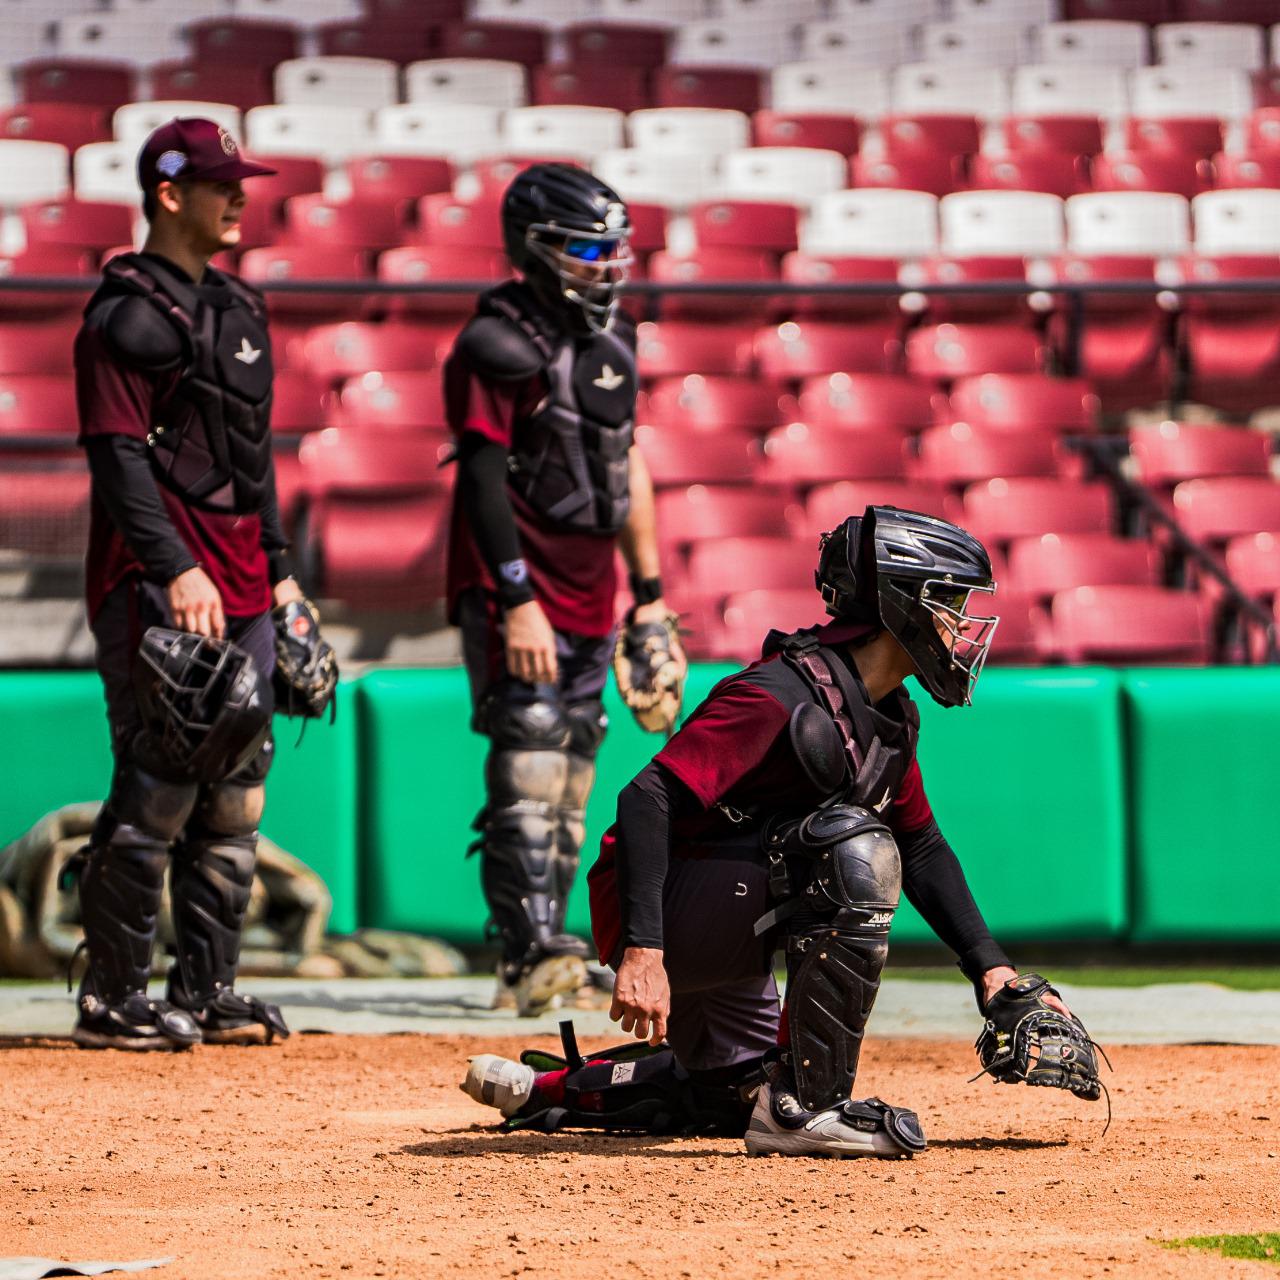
<box><xmin>137</xmin><ymin>117</ymin><xmax>277</xmax><ymax>189</ymax></box>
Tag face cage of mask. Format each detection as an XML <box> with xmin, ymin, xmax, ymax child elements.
<box><xmin>918</xmin><ymin>579</ymin><xmax>999</xmax><ymax>706</ymax></box>
<box><xmin>524</xmin><ymin>224</ymin><xmax>634</xmax><ymax>334</ymax></box>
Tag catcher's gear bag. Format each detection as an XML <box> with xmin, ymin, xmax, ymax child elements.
<box><xmin>973</xmin><ymin>973</ymin><xmax>1109</xmax><ymax>1116</ymax></box>
<box><xmin>134</xmin><ymin>628</ymin><xmax>271</xmax><ymax>783</ymax></box>
<box><xmin>613</xmin><ymin>608</ymin><xmax>685</xmax><ymax>735</ymax></box>
<box><xmin>272</xmin><ymin>598</ymin><xmax>338</xmax><ymax>721</ymax></box>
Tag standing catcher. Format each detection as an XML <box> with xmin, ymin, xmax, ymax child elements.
<box><xmin>71</xmin><ymin>118</ymin><xmax>336</xmax><ymax>1049</ymax></box>
<box><xmin>463</xmin><ymin>507</ymin><xmax>1103</xmax><ymax>1155</ymax></box>
<box><xmin>445</xmin><ymin>163</ymin><xmax>686</xmax><ymax>1016</ymax></box>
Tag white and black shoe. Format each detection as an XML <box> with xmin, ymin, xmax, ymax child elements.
<box><xmin>745</xmin><ymin>1076</ymin><xmax>926</xmax><ymax>1159</ymax></box>
<box><xmin>72</xmin><ymin>990</ymin><xmax>201</xmax><ymax>1051</ymax></box>
<box><xmin>462</xmin><ymin>1054</ymin><xmax>539</xmax><ymax>1119</ymax></box>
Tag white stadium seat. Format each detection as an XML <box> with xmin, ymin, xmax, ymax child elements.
<box><xmin>671</xmin><ymin>19</ymin><xmax>793</xmax><ymax>69</ymax></box>
<box><xmin>719</xmin><ymin>147</ymin><xmax>848</xmax><ymax>203</ymax></box>
<box><xmin>113</xmin><ymin>102</ymin><xmax>242</xmax><ymax>151</ymax></box>
<box><xmin>374</xmin><ymin>104</ymin><xmax>504</xmax><ymax>163</ymax></box>
<box><xmin>1065</xmin><ymin>192</ymin><xmax>1190</xmax><ymax>257</ymax></box>
<box><xmin>1010</xmin><ymin>65</ymin><xmax>1130</xmax><ymax>118</ymax></box>
<box><xmin>404</xmin><ymin>60</ymin><xmax>527</xmax><ymax>110</ymax></box>
<box><xmin>275</xmin><ymin>58</ymin><xmax>400</xmax><ymax>111</ymax></box>
<box><xmin>0</xmin><ymin>14</ymin><xmax>57</xmax><ymax>63</ymax></box>
<box><xmin>920</xmin><ymin>21</ymin><xmax>1030</xmax><ymax>67</ymax></box>
<box><xmin>891</xmin><ymin>64</ymin><xmax>1012</xmax><ymax>118</ymax></box>
<box><xmin>502</xmin><ymin>107</ymin><xmax>626</xmax><ymax>159</ymax></box>
<box><xmin>801</xmin><ymin>189</ymin><xmax>939</xmax><ymax>258</ymax></box>
<box><xmin>593</xmin><ymin>149</ymin><xmax>716</xmax><ymax>208</ymax></box>
<box><xmin>940</xmin><ymin>191</ymin><xmax>1065</xmax><ymax>257</ymax></box>
<box><xmin>798</xmin><ymin>20</ymin><xmax>916</xmax><ymax>67</ymax></box>
<box><xmin>771</xmin><ymin>62</ymin><xmax>890</xmax><ymax>117</ymax></box>
<box><xmin>1129</xmin><ymin>66</ymin><xmax>1254</xmax><ymax>121</ymax></box>
<box><xmin>0</xmin><ymin>140</ymin><xmax>70</xmax><ymax>206</ymax></box>
<box><xmin>1193</xmin><ymin>190</ymin><xmax>1280</xmax><ymax>256</ymax></box>
<box><xmin>71</xmin><ymin>140</ymin><xmax>137</xmax><ymax>204</ymax></box>
<box><xmin>245</xmin><ymin>105</ymin><xmax>376</xmax><ymax>165</ymax></box>
<box><xmin>950</xmin><ymin>0</ymin><xmax>1054</xmax><ymax>20</ymax></box>
<box><xmin>1036</xmin><ymin>21</ymin><xmax>1149</xmax><ymax>68</ymax></box>
<box><xmin>596</xmin><ymin>0</ymin><xmax>705</xmax><ymax>25</ymax></box>
<box><xmin>469</xmin><ymin>0</ymin><xmax>593</xmax><ymax>25</ymax></box>
<box><xmin>629</xmin><ymin>108</ymin><xmax>751</xmax><ymax>155</ymax></box>
<box><xmin>231</xmin><ymin>0</ymin><xmax>362</xmax><ymax>25</ymax></box>
<box><xmin>57</xmin><ymin>11</ymin><xmax>186</xmax><ymax>64</ymax></box>
<box><xmin>1154</xmin><ymin>22</ymin><xmax>1266</xmax><ymax>70</ymax></box>
<box><xmin>823</xmin><ymin>0</ymin><xmax>938</xmax><ymax>18</ymax></box>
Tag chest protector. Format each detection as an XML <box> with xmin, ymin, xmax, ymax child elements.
<box><xmin>482</xmin><ymin>283</ymin><xmax>635</xmax><ymax>534</ymax></box>
<box><xmin>89</xmin><ymin>253</ymin><xmax>274</xmax><ymax>514</ymax></box>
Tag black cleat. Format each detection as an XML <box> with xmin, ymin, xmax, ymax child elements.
<box><xmin>178</xmin><ymin>986</ymin><xmax>291</xmax><ymax>1045</ymax></box>
<box><xmin>72</xmin><ymin>991</ymin><xmax>201</xmax><ymax>1051</ymax></box>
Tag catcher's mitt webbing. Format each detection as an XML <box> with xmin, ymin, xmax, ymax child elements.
<box><xmin>972</xmin><ymin>973</ymin><xmax>1112</xmax><ymax>1133</ymax></box>
<box><xmin>613</xmin><ymin>609</ymin><xmax>685</xmax><ymax>736</ymax></box>
<box><xmin>272</xmin><ymin>598</ymin><xmax>338</xmax><ymax>722</ymax></box>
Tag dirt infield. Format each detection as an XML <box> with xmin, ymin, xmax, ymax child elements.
<box><xmin>2</xmin><ymin>1034</ymin><xmax>1277</xmax><ymax>1280</ymax></box>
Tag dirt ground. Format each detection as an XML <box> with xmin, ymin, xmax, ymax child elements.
<box><xmin>2</xmin><ymin>1033</ymin><xmax>1277</xmax><ymax>1280</ymax></box>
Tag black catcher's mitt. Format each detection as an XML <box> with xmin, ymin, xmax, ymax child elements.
<box><xmin>973</xmin><ymin>973</ymin><xmax>1105</xmax><ymax>1102</ymax></box>
<box><xmin>272</xmin><ymin>598</ymin><xmax>338</xmax><ymax>720</ymax></box>
<box><xmin>613</xmin><ymin>609</ymin><xmax>686</xmax><ymax>735</ymax></box>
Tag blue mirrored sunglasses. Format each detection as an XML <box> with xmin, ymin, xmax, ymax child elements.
<box><xmin>564</xmin><ymin>236</ymin><xmax>621</xmax><ymax>262</ymax></box>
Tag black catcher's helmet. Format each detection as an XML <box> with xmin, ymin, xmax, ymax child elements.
<box><xmin>501</xmin><ymin>162</ymin><xmax>632</xmax><ymax>333</ymax></box>
<box><xmin>133</xmin><ymin>628</ymin><xmax>272</xmax><ymax>782</ymax></box>
<box><xmin>816</xmin><ymin>506</ymin><xmax>999</xmax><ymax>708</ymax></box>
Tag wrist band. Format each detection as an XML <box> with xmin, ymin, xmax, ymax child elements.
<box><xmin>630</xmin><ymin>574</ymin><xmax>663</xmax><ymax>606</ymax></box>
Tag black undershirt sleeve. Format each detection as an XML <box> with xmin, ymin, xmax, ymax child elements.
<box><xmin>615</xmin><ymin>760</ymin><xmax>699</xmax><ymax>951</ymax></box>
<box><xmin>897</xmin><ymin>818</ymin><xmax>1011</xmax><ymax>983</ymax></box>
<box><xmin>256</xmin><ymin>462</ymin><xmax>293</xmax><ymax>585</ymax></box>
<box><xmin>84</xmin><ymin>434</ymin><xmax>197</xmax><ymax>584</ymax></box>
<box><xmin>456</xmin><ymin>433</ymin><xmax>535</xmax><ymax>609</ymax></box>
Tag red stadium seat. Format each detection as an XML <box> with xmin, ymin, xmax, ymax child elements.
<box><xmin>0</xmin><ymin>247</ymin><xmax>95</xmax><ymax>316</ymax></box>
<box><xmin>906</xmin><ymin>324</ymin><xmax>1045</xmax><ymax>384</ymax></box>
<box><xmin>1003</xmin><ymin>116</ymin><xmax>1104</xmax><ymax>158</ymax></box>
<box><xmin>1048</xmin><ymin>585</ymin><xmax>1210</xmax><ymax>664</ymax></box>
<box><xmin>644</xmin><ymin>374</ymin><xmax>787</xmax><ymax>433</ymax></box>
<box><xmin>757</xmin><ymin>421</ymin><xmax>906</xmax><ymax>488</ymax></box>
<box><xmin>188</xmin><ymin>19</ymin><xmax>301</xmax><ymax>66</ymax></box>
<box><xmin>346</xmin><ymin>156</ymin><xmax>454</xmax><ymax>205</ymax></box>
<box><xmin>653</xmin><ymin>485</ymin><xmax>788</xmax><ymax>545</ymax></box>
<box><xmin>1204</xmin><ymin>152</ymin><xmax>1280</xmax><ymax>188</ymax></box>
<box><xmin>331</xmin><ymin>370</ymin><xmax>447</xmax><ymax>431</ymax></box>
<box><xmin>850</xmin><ymin>152</ymin><xmax>957</xmax><ymax>198</ymax></box>
<box><xmin>21</xmin><ymin>200</ymin><xmax>133</xmax><ymax>252</ymax></box>
<box><xmin>1006</xmin><ymin>532</ymin><xmax>1160</xmax><ymax>601</ymax></box>
<box><xmin>0</xmin><ymin>466</ymin><xmax>89</xmax><ymax>560</ymax></box>
<box><xmin>15</xmin><ymin>61</ymin><xmax>133</xmax><ymax>110</ymax></box>
<box><xmin>1172</xmin><ymin>477</ymin><xmax>1280</xmax><ymax>543</ymax></box>
<box><xmin>246</xmin><ymin>156</ymin><xmax>327</xmax><ymax>212</ymax></box>
<box><xmin>1225</xmin><ymin>531</ymin><xmax>1280</xmax><ymax>600</ymax></box>
<box><xmin>270</xmin><ymin>370</ymin><xmax>328</xmax><ymax>437</ymax></box>
<box><xmin>1174</xmin><ymin>0</ymin><xmax>1274</xmax><ymax>24</ymax></box>
<box><xmin>377</xmin><ymin>245</ymin><xmax>508</xmax><ymax>318</ymax></box>
<box><xmin>1089</xmin><ymin>152</ymin><xmax>1205</xmax><ymax>199</ymax></box>
<box><xmin>914</xmin><ymin>423</ymin><xmax>1059</xmax><ymax>487</ymax></box>
<box><xmin>966</xmin><ymin>153</ymin><xmax>1086</xmax><ymax>200</ymax></box>
<box><xmin>0</xmin><ymin>374</ymin><xmax>77</xmax><ymax>439</ymax></box>
<box><xmin>438</xmin><ymin>22</ymin><xmax>547</xmax><ymax>66</ymax></box>
<box><xmin>796</xmin><ymin>373</ymin><xmax>938</xmax><ymax>435</ymax></box>
<box><xmin>411</xmin><ymin>195</ymin><xmax>505</xmax><ymax>250</ymax></box>
<box><xmin>752</xmin><ymin>113</ymin><xmax>863</xmax><ymax>155</ymax></box>
<box><xmin>779</xmin><ymin>255</ymin><xmax>899</xmax><ymax>321</ymax></box>
<box><xmin>532</xmin><ymin>65</ymin><xmax>650</xmax><ymax>112</ymax></box>
<box><xmin>947</xmin><ymin>373</ymin><xmax>1099</xmax><ymax>434</ymax></box>
<box><xmin>796</xmin><ymin>480</ymin><xmax>956</xmax><ymax>541</ymax></box>
<box><xmin>881</xmin><ymin>115</ymin><xmax>981</xmax><ymax>160</ymax></box>
<box><xmin>281</xmin><ymin>195</ymin><xmax>406</xmax><ymax>252</ymax></box>
<box><xmin>652</xmin><ymin>67</ymin><xmax>762</xmax><ymax>114</ymax></box>
<box><xmin>0</xmin><ymin>321</ymin><xmax>76</xmax><ymax>374</ymax></box>
<box><xmin>624</xmin><ymin>202</ymin><xmax>668</xmax><ymax>257</ymax></box>
<box><xmin>238</xmin><ymin>246</ymin><xmax>370</xmax><ymax>318</ymax></box>
<box><xmin>301</xmin><ymin>320</ymin><xmax>450</xmax><ymax>386</ymax></box>
<box><xmin>963</xmin><ymin>477</ymin><xmax>1112</xmax><ymax>546</ymax></box>
<box><xmin>1125</xmin><ymin>118</ymin><xmax>1224</xmax><ymax>160</ymax></box>
<box><xmin>0</xmin><ymin>104</ymin><xmax>109</xmax><ymax>151</ymax></box>
<box><xmin>469</xmin><ymin>156</ymin><xmax>582</xmax><ymax>202</ymax></box>
<box><xmin>984</xmin><ymin>591</ymin><xmax>1042</xmax><ymax>665</ymax></box>
<box><xmin>755</xmin><ymin>319</ymin><xmax>900</xmax><ymax>382</ymax></box>
<box><xmin>634</xmin><ymin>423</ymin><xmax>755</xmax><ymax>486</ymax></box>
<box><xmin>650</xmin><ymin>249</ymin><xmax>778</xmax><ymax>319</ymax></box>
<box><xmin>691</xmin><ymin>201</ymin><xmax>799</xmax><ymax>254</ymax></box>
<box><xmin>564</xmin><ymin>23</ymin><xmax>669</xmax><ymax>69</ymax></box>
<box><xmin>906</xmin><ymin>256</ymin><xmax>1032</xmax><ymax>324</ymax></box>
<box><xmin>635</xmin><ymin>320</ymin><xmax>753</xmax><ymax>378</ymax></box>
<box><xmin>1244</xmin><ymin>107</ymin><xmax>1280</xmax><ymax>155</ymax></box>
<box><xmin>148</xmin><ymin>63</ymin><xmax>275</xmax><ymax>112</ymax></box>
<box><xmin>317</xmin><ymin>19</ymin><xmax>437</xmax><ymax>62</ymax></box>
<box><xmin>685</xmin><ymin>535</ymin><xmax>814</xmax><ymax>602</ymax></box>
<box><xmin>1061</xmin><ymin>0</ymin><xmax>1170</xmax><ymax>18</ymax></box>
<box><xmin>711</xmin><ymin>588</ymin><xmax>826</xmax><ymax>662</ymax></box>
<box><xmin>1130</xmin><ymin>422</ymin><xmax>1271</xmax><ymax>488</ymax></box>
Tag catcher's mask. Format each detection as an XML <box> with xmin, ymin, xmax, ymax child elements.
<box><xmin>502</xmin><ymin>162</ymin><xmax>633</xmax><ymax>334</ymax></box>
<box><xmin>816</xmin><ymin>506</ymin><xmax>998</xmax><ymax>708</ymax></box>
<box><xmin>133</xmin><ymin>627</ymin><xmax>272</xmax><ymax>781</ymax></box>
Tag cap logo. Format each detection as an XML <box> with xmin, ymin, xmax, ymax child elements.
<box><xmin>156</xmin><ymin>150</ymin><xmax>188</xmax><ymax>178</ymax></box>
<box><xmin>604</xmin><ymin>202</ymin><xmax>626</xmax><ymax>231</ymax></box>
<box><xmin>218</xmin><ymin>126</ymin><xmax>238</xmax><ymax>156</ymax></box>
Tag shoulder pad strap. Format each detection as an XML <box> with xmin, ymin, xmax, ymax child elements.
<box><xmin>455</xmin><ymin>312</ymin><xmax>548</xmax><ymax>383</ymax></box>
<box><xmin>214</xmin><ymin>268</ymin><xmax>268</xmax><ymax>318</ymax></box>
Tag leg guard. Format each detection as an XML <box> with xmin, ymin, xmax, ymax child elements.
<box><xmin>77</xmin><ymin>766</ymin><xmax>197</xmax><ymax>1002</ymax></box>
<box><xmin>472</xmin><ymin>694</ymin><xmax>586</xmax><ymax>979</ymax></box>
<box><xmin>553</xmin><ymin>700</ymin><xmax>607</xmax><ymax>935</ymax></box>
<box><xmin>778</xmin><ymin>806</ymin><xmax>902</xmax><ymax>1113</ymax></box>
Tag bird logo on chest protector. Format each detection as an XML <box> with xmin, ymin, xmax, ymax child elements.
<box><xmin>234</xmin><ymin>337</ymin><xmax>262</xmax><ymax>365</ymax></box>
<box><xmin>593</xmin><ymin>364</ymin><xmax>624</xmax><ymax>391</ymax></box>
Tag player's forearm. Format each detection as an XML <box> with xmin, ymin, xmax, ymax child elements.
<box><xmin>617</xmin><ymin>445</ymin><xmax>661</xmax><ymax>583</ymax></box>
<box><xmin>897</xmin><ymin>819</ymin><xmax>1011</xmax><ymax>982</ymax></box>
<box><xmin>456</xmin><ymin>434</ymin><xmax>535</xmax><ymax>609</ymax></box>
<box><xmin>614</xmin><ymin>761</ymin><xmax>680</xmax><ymax>950</ymax></box>
<box><xmin>257</xmin><ymin>461</ymin><xmax>294</xmax><ymax>584</ymax></box>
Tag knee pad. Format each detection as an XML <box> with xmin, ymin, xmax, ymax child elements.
<box><xmin>482</xmin><ymin>694</ymin><xmax>571</xmax><ymax>752</ymax></box>
<box><xmin>191</xmin><ymin>782</ymin><xmax>265</xmax><ymax>839</ymax></box>
<box><xmin>566</xmin><ymin>700</ymin><xmax>607</xmax><ymax>761</ymax></box>
<box><xmin>103</xmin><ymin>765</ymin><xmax>199</xmax><ymax>845</ymax></box>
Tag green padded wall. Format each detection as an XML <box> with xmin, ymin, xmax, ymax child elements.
<box><xmin>893</xmin><ymin>668</ymin><xmax>1129</xmax><ymax>946</ymax></box>
<box><xmin>0</xmin><ymin>673</ymin><xmax>361</xmax><ymax>935</ymax></box>
<box><xmin>1125</xmin><ymin>668</ymin><xmax>1280</xmax><ymax>943</ymax></box>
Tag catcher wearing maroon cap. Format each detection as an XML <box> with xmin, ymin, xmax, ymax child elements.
<box><xmin>463</xmin><ymin>507</ymin><xmax>1104</xmax><ymax>1156</ymax></box>
<box><xmin>69</xmin><ymin>118</ymin><xmax>335</xmax><ymax>1050</ymax></box>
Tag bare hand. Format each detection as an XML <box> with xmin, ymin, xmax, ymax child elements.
<box><xmin>610</xmin><ymin>946</ymin><xmax>670</xmax><ymax>1046</ymax></box>
<box><xmin>503</xmin><ymin>599</ymin><xmax>558</xmax><ymax>685</ymax></box>
<box><xmin>981</xmin><ymin>965</ymin><xmax>1073</xmax><ymax>1019</ymax></box>
<box><xmin>167</xmin><ymin>566</ymin><xmax>225</xmax><ymax>639</ymax></box>
<box><xmin>272</xmin><ymin>577</ymin><xmax>305</xmax><ymax>609</ymax></box>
